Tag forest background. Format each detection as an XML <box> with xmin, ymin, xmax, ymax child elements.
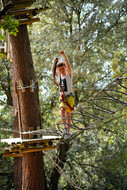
<box><xmin>0</xmin><ymin>0</ymin><xmax>127</xmax><ymax>189</ymax></box>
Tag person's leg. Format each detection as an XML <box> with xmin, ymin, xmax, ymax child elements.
<box><xmin>60</xmin><ymin>107</ymin><xmax>66</xmax><ymax>128</ymax></box>
<box><xmin>66</xmin><ymin>112</ymin><xmax>71</xmax><ymax>134</ymax></box>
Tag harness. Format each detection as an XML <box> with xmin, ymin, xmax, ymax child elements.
<box><xmin>53</xmin><ymin>60</ymin><xmax>74</xmax><ymax>111</ymax></box>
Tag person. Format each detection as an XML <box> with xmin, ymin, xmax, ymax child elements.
<box><xmin>51</xmin><ymin>51</ymin><xmax>74</xmax><ymax>134</ymax></box>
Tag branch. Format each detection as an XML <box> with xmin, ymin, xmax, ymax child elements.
<box><xmin>105</xmin><ymin>9</ymin><xmax>127</xmax><ymax>35</ymax></box>
<box><xmin>46</xmin><ymin>145</ymin><xmax>82</xmax><ymax>190</ymax></box>
<box><xmin>49</xmin><ymin>142</ymin><xmax>70</xmax><ymax>190</ymax></box>
<box><xmin>103</xmin><ymin>90</ymin><xmax>127</xmax><ymax>105</ymax></box>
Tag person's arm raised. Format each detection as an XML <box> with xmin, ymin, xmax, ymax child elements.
<box><xmin>60</xmin><ymin>51</ymin><xmax>71</xmax><ymax>77</ymax></box>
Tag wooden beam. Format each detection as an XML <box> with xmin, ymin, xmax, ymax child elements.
<box><xmin>15</xmin><ymin>82</ymin><xmax>23</xmax><ymax>139</ymax></box>
<box><xmin>6</xmin><ymin>7</ymin><xmax>49</xmax><ymax>16</ymax></box>
<box><xmin>3</xmin><ymin>143</ymin><xmax>57</xmax><ymax>153</ymax></box>
<box><xmin>27</xmin><ymin>7</ymin><xmax>49</xmax><ymax>18</ymax></box>
<box><xmin>20</xmin><ymin>146</ymin><xmax>57</xmax><ymax>153</ymax></box>
<box><xmin>1</xmin><ymin>135</ymin><xmax>63</xmax><ymax>157</ymax></box>
<box><xmin>19</xmin><ymin>80</ymin><xmax>26</xmax><ymax>92</ymax></box>
<box><xmin>2</xmin><ymin>145</ymin><xmax>57</xmax><ymax>157</ymax></box>
<box><xmin>1</xmin><ymin>136</ymin><xmax>63</xmax><ymax>144</ymax></box>
<box><xmin>3</xmin><ymin>153</ymin><xmax>23</xmax><ymax>158</ymax></box>
<box><xmin>30</xmin><ymin>79</ymin><xmax>34</xmax><ymax>92</ymax></box>
<box><xmin>37</xmin><ymin>126</ymin><xmax>41</xmax><ymax>138</ymax></box>
<box><xmin>9</xmin><ymin>1</ymin><xmax>35</xmax><ymax>10</ymax></box>
<box><xmin>19</xmin><ymin>17</ymin><xmax>40</xmax><ymax>25</ymax></box>
<box><xmin>29</xmin><ymin>127</ymin><xmax>34</xmax><ymax>139</ymax></box>
<box><xmin>14</xmin><ymin>0</ymin><xmax>35</xmax><ymax>2</ymax></box>
<box><xmin>14</xmin><ymin>107</ymin><xmax>18</xmax><ymax>116</ymax></box>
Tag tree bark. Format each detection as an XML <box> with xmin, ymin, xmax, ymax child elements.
<box><xmin>12</xmin><ymin>61</ymin><xmax>22</xmax><ymax>190</ymax></box>
<box><xmin>10</xmin><ymin>24</ymin><xmax>45</xmax><ymax>190</ymax></box>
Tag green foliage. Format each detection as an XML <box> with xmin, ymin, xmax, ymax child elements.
<box><xmin>0</xmin><ymin>106</ymin><xmax>14</xmax><ymax>190</ymax></box>
<box><xmin>0</xmin><ymin>59</ymin><xmax>12</xmax><ymax>106</ymax></box>
<box><xmin>0</xmin><ymin>156</ymin><xmax>14</xmax><ymax>190</ymax></box>
<box><xmin>1</xmin><ymin>15</ymin><xmax>19</xmax><ymax>36</ymax></box>
<box><xmin>110</xmin><ymin>51</ymin><xmax>121</xmax><ymax>77</ymax></box>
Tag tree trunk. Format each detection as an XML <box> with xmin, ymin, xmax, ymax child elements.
<box><xmin>50</xmin><ymin>143</ymin><xmax>70</xmax><ymax>190</ymax></box>
<box><xmin>10</xmin><ymin>24</ymin><xmax>45</xmax><ymax>190</ymax></box>
<box><xmin>12</xmin><ymin>61</ymin><xmax>22</xmax><ymax>190</ymax></box>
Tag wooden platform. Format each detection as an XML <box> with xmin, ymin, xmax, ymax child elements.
<box><xmin>0</xmin><ymin>1</ymin><xmax>49</xmax><ymax>25</ymax></box>
<box><xmin>1</xmin><ymin>136</ymin><xmax>63</xmax><ymax>157</ymax></box>
<box><xmin>2</xmin><ymin>0</ymin><xmax>35</xmax><ymax>11</ymax></box>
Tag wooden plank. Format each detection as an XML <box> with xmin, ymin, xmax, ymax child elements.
<box><xmin>3</xmin><ymin>153</ymin><xmax>23</xmax><ymax>158</ymax></box>
<box><xmin>9</xmin><ymin>146</ymin><xmax>20</xmax><ymax>152</ymax></box>
<box><xmin>2</xmin><ymin>141</ymin><xmax>55</xmax><ymax>153</ymax></box>
<box><xmin>1</xmin><ymin>138</ymin><xmax>21</xmax><ymax>144</ymax></box>
<box><xmin>9</xmin><ymin>1</ymin><xmax>35</xmax><ymax>10</ymax></box>
<box><xmin>37</xmin><ymin>126</ymin><xmax>41</xmax><ymax>138</ymax></box>
<box><xmin>15</xmin><ymin>82</ymin><xmax>23</xmax><ymax>139</ymax></box>
<box><xmin>20</xmin><ymin>146</ymin><xmax>57</xmax><ymax>153</ymax></box>
<box><xmin>14</xmin><ymin>0</ymin><xmax>35</xmax><ymax>2</ymax></box>
<box><xmin>3</xmin><ymin>0</ymin><xmax>34</xmax><ymax>4</ymax></box>
<box><xmin>4</xmin><ymin>143</ymin><xmax>56</xmax><ymax>151</ymax></box>
<box><xmin>1</xmin><ymin>136</ymin><xmax>62</xmax><ymax>144</ymax></box>
<box><xmin>7</xmin><ymin>7</ymin><xmax>48</xmax><ymax>16</ymax></box>
<box><xmin>14</xmin><ymin>107</ymin><xmax>18</xmax><ymax>116</ymax></box>
<box><xmin>12</xmin><ymin>142</ymin><xmax>28</xmax><ymax>148</ymax></box>
<box><xmin>1</xmin><ymin>138</ymin><xmax>59</xmax><ymax>157</ymax></box>
<box><xmin>5</xmin><ymin>32</ymin><xmax>8</xmax><ymax>53</ymax></box>
<box><xmin>30</xmin><ymin>79</ymin><xmax>34</xmax><ymax>92</ymax></box>
<box><xmin>29</xmin><ymin>127</ymin><xmax>34</xmax><ymax>139</ymax></box>
<box><xmin>2</xmin><ymin>144</ymin><xmax>57</xmax><ymax>153</ymax></box>
<box><xmin>36</xmin><ymin>81</ymin><xmax>42</xmax><ymax>127</ymax></box>
<box><xmin>10</xmin><ymin>43</ymin><xmax>13</xmax><ymax>61</ymax></box>
<box><xmin>19</xmin><ymin>80</ymin><xmax>26</xmax><ymax>92</ymax></box>
<box><xmin>7</xmin><ymin>31</ymin><xmax>10</xmax><ymax>53</ymax></box>
<box><xmin>2</xmin><ymin>145</ymin><xmax>57</xmax><ymax>157</ymax></box>
<box><xmin>19</xmin><ymin>17</ymin><xmax>40</xmax><ymax>25</ymax></box>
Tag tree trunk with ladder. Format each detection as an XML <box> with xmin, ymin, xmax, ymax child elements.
<box><xmin>10</xmin><ymin>24</ymin><xmax>45</xmax><ymax>189</ymax></box>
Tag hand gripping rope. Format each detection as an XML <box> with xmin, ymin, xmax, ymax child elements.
<box><xmin>53</xmin><ymin>59</ymin><xmax>74</xmax><ymax>112</ymax></box>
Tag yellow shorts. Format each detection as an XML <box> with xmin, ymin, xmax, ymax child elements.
<box><xmin>59</xmin><ymin>94</ymin><xmax>74</xmax><ymax>113</ymax></box>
